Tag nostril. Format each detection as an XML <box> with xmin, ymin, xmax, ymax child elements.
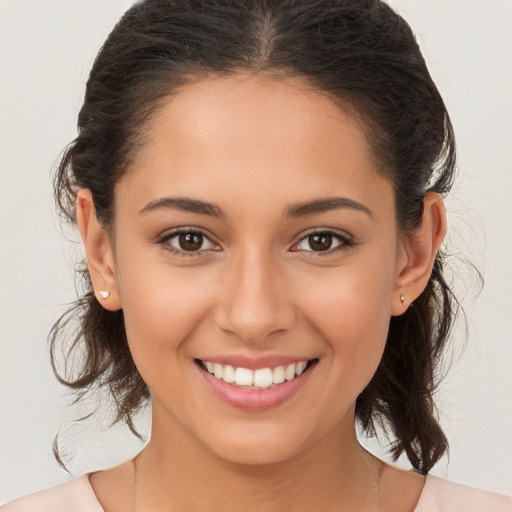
<box><xmin>214</xmin><ymin>270</ymin><xmax>296</xmax><ymax>343</ymax></box>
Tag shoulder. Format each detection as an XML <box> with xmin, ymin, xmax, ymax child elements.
<box><xmin>415</xmin><ymin>475</ymin><xmax>512</xmax><ymax>512</ymax></box>
<box><xmin>0</xmin><ymin>475</ymin><xmax>103</xmax><ymax>512</ymax></box>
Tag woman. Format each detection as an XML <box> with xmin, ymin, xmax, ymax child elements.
<box><xmin>2</xmin><ymin>0</ymin><xmax>511</xmax><ymax>510</ymax></box>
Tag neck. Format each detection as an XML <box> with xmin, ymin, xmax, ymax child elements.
<box><xmin>135</xmin><ymin>406</ymin><xmax>381</xmax><ymax>512</ymax></box>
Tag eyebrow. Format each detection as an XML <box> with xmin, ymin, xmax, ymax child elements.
<box><xmin>139</xmin><ymin>197</ymin><xmax>225</xmax><ymax>217</ymax></box>
<box><xmin>286</xmin><ymin>196</ymin><xmax>373</xmax><ymax>218</ymax></box>
<box><xmin>139</xmin><ymin>195</ymin><xmax>372</xmax><ymax>219</ymax></box>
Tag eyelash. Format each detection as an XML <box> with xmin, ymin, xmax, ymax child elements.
<box><xmin>291</xmin><ymin>228</ymin><xmax>354</xmax><ymax>257</ymax></box>
<box><xmin>157</xmin><ymin>228</ymin><xmax>219</xmax><ymax>257</ymax></box>
<box><xmin>157</xmin><ymin>227</ymin><xmax>354</xmax><ymax>257</ymax></box>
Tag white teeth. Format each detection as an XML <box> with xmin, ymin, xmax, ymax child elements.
<box><xmin>296</xmin><ymin>361</ymin><xmax>307</xmax><ymax>376</ymax></box>
<box><xmin>272</xmin><ymin>366</ymin><xmax>285</xmax><ymax>384</ymax></box>
<box><xmin>222</xmin><ymin>365</ymin><xmax>235</xmax><ymax>383</ymax></box>
<box><xmin>284</xmin><ymin>363</ymin><xmax>296</xmax><ymax>381</ymax></box>
<box><xmin>253</xmin><ymin>368</ymin><xmax>273</xmax><ymax>388</ymax></box>
<box><xmin>235</xmin><ymin>367</ymin><xmax>254</xmax><ymax>386</ymax></box>
<box><xmin>202</xmin><ymin>360</ymin><xmax>312</xmax><ymax>389</ymax></box>
<box><xmin>213</xmin><ymin>363</ymin><xmax>224</xmax><ymax>379</ymax></box>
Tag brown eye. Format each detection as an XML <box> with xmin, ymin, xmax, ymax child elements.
<box><xmin>179</xmin><ymin>233</ymin><xmax>204</xmax><ymax>251</ymax></box>
<box><xmin>308</xmin><ymin>234</ymin><xmax>333</xmax><ymax>251</ymax></box>
<box><xmin>164</xmin><ymin>230</ymin><xmax>217</xmax><ymax>253</ymax></box>
<box><xmin>295</xmin><ymin>231</ymin><xmax>348</xmax><ymax>253</ymax></box>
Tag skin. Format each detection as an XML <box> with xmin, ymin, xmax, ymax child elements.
<box><xmin>79</xmin><ymin>73</ymin><xmax>446</xmax><ymax>511</ymax></box>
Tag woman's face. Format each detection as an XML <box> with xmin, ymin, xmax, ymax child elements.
<box><xmin>110</xmin><ymin>74</ymin><xmax>408</xmax><ymax>464</ymax></box>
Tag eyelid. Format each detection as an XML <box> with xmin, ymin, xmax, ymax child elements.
<box><xmin>290</xmin><ymin>227</ymin><xmax>354</xmax><ymax>254</ymax></box>
<box><xmin>157</xmin><ymin>226</ymin><xmax>221</xmax><ymax>255</ymax></box>
<box><xmin>156</xmin><ymin>226</ymin><xmax>354</xmax><ymax>256</ymax></box>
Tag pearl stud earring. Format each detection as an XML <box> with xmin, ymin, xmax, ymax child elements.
<box><xmin>400</xmin><ymin>295</ymin><xmax>405</xmax><ymax>304</ymax></box>
<box><xmin>99</xmin><ymin>290</ymin><xmax>110</xmax><ymax>299</ymax></box>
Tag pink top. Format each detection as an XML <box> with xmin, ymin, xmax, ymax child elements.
<box><xmin>1</xmin><ymin>474</ymin><xmax>511</xmax><ymax>511</ymax></box>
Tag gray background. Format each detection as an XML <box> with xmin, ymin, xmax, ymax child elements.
<box><xmin>1</xmin><ymin>0</ymin><xmax>511</xmax><ymax>504</ymax></box>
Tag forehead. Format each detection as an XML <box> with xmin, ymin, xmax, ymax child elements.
<box><xmin>145</xmin><ymin>73</ymin><xmax>367</xmax><ymax>163</ymax></box>
<box><xmin>118</xmin><ymin>73</ymin><xmax>392</xmax><ymax>218</ymax></box>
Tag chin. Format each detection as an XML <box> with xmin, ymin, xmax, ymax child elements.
<box><xmin>197</xmin><ymin>422</ymin><xmax>322</xmax><ymax>467</ymax></box>
<box><xmin>211</xmin><ymin>441</ymin><xmax>303</xmax><ymax>467</ymax></box>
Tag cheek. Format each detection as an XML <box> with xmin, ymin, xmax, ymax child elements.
<box><xmin>116</xmin><ymin>255</ymin><xmax>217</xmax><ymax>380</ymax></box>
<box><xmin>292</xmin><ymin>256</ymin><xmax>394</xmax><ymax>380</ymax></box>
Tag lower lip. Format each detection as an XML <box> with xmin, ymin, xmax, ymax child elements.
<box><xmin>197</xmin><ymin>362</ymin><xmax>315</xmax><ymax>411</ymax></box>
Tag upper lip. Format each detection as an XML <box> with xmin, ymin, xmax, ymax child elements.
<box><xmin>196</xmin><ymin>355</ymin><xmax>317</xmax><ymax>370</ymax></box>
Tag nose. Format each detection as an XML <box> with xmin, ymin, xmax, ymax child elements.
<box><xmin>214</xmin><ymin>247</ymin><xmax>295</xmax><ymax>344</ymax></box>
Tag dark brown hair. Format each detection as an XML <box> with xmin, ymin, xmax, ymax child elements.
<box><xmin>51</xmin><ymin>0</ymin><xmax>458</xmax><ymax>474</ymax></box>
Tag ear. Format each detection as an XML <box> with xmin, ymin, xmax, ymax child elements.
<box><xmin>391</xmin><ymin>192</ymin><xmax>446</xmax><ymax>316</ymax></box>
<box><xmin>77</xmin><ymin>189</ymin><xmax>122</xmax><ymax>311</ymax></box>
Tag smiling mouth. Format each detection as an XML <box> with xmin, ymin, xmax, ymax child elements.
<box><xmin>196</xmin><ymin>359</ymin><xmax>319</xmax><ymax>390</ymax></box>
